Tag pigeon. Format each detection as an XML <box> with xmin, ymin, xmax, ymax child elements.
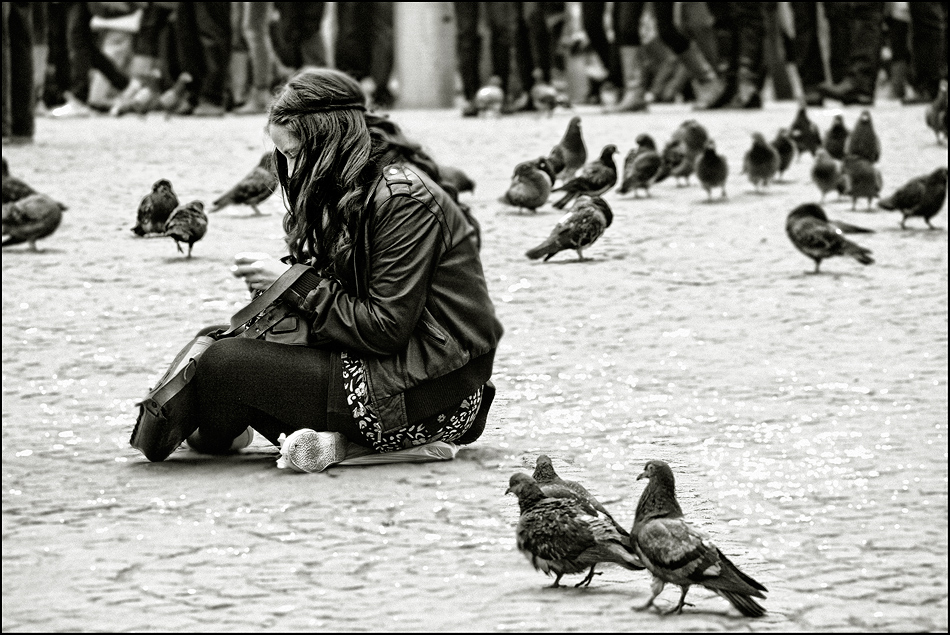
<box><xmin>1</xmin><ymin>157</ymin><xmax>37</xmax><ymax>204</ymax></box>
<box><xmin>2</xmin><ymin>193</ymin><xmax>67</xmax><ymax>251</ymax></box>
<box><xmin>660</xmin><ymin>139</ymin><xmax>692</xmax><ymax>186</ymax></box>
<box><xmin>786</xmin><ymin>203</ymin><xmax>874</xmax><ymax>273</ymax></box>
<box><xmin>132</xmin><ymin>178</ymin><xmax>179</xmax><ymax>236</ymax></box>
<box><xmin>164</xmin><ymin>200</ymin><xmax>208</xmax><ymax>258</ymax></box>
<box><xmin>694</xmin><ymin>139</ymin><xmax>728</xmax><ymax>200</ymax></box>
<box><xmin>742</xmin><ymin>132</ymin><xmax>781</xmax><ymax>191</ymax></box>
<box><xmin>501</xmin><ymin>157</ymin><xmax>554</xmax><ymax>213</ymax></box>
<box><xmin>158</xmin><ymin>71</ymin><xmax>194</xmax><ymax>117</ymax></box>
<box><xmin>824</xmin><ymin>113</ymin><xmax>849</xmax><ymax>161</ymax></box>
<box><xmin>506</xmin><ymin>472</ymin><xmax>643</xmax><ymax>588</ymax></box>
<box><xmin>547</xmin><ymin>115</ymin><xmax>587</xmax><ymax>183</ymax></box>
<box><xmin>618</xmin><ymin>134</ymin><xmax>663</xmax><ymax>197</ymax></box>
<box><xmin>670</xmin><ymin>119</ymin><xmax>710</xmax><ymax>162</ymax></box>
<box><xmin>474</xmin><ymin>75</ymin><xmax>504</xmax><ymax>116</ymax></box>
<box><xmin>525</xmin><ymin>195</ymin><xmax>613</xmax><ymax>261</ymax></box>
<box><xmin>841</xmin><ymin>154</ymin><xmax>882</xmax><ymax>210</ymax></box>
<box><xmin>550</xmin><ymin>144</ymin><xmax>617</xmax><ymax>209</ymax></box>
<box><xmin>631</xmin><ymin>460</ymin><xmax>768</xmax><ymax>617</ymax></box>
<box><xmin>532</xmin><ymin>455</ymin><xmax>630</xmax><ymax>535</ymax></box>
<box><xmin>845</xmin><ymin>109</ymin><xmax>881</xmax><ymax>163</ymax></box>
<box><xmin>925</xmin><ymin>79</ymin><xmax>947</xmax><ymax>143</ymax></box>
<box><xmin>789</xmin><ymin>106</ymin><xmax>822</xmax><ymax>157</ymax></box>
<box><xmin>810</xmin><ymin>149</ymin><xmax>841</xmax><ymax>202</ymax></box>
<box><xmin>771</xmin><ymin>128</ymin><xmax>797</xmax><ymax>181</ymax></box>
<box><xmin>530</xmin><ymin>69</ymin><xmax>559</xmax><ymax>117</ymax></box>
<box><xmin>438</xmin><ymin>164</ymin><xmax>476</xmax><ymax>196</ymax></box>
<box><xmin>878</xmin><ymin>167</ymin><xmax>948</xmax><ymax>229</ymax></box>
<box><xmin>211</xmin><ymin>152</ymin><xmax>277</xmax><ymax>215</ymax></box>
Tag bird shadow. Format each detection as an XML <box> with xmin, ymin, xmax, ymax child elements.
<box><xmin>161</xmin><ymin>255</ymin><xmax>205</xmax><ymax>264</ymax></box>
<box><xmin>0</xmin><ymin>245</ymin><xmax>65</xmax><ymax>255</ymax></box>
<box><xmin>697</xmin><ymin>196</ymin><xmax>729</xmax><ymax>205</ymax></box>
<box><xmin>788</xmin><ymin>269</ymin><xmax>870</xmax><ymax>280</ymax></box>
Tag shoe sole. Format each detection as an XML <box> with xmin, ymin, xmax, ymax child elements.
<box><xmin>285</xmin><ymin>430</ymin><xmax>347</xmax><ymax>473</ymax></box>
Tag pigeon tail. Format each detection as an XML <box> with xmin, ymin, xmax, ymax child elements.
<box><xmin>526</xmin><ymin>237</ymin><xmax>562</xmax><ymax>261</ymax></box>
<box><xmin>716</xmin><ymin>589</ymin><xmax>767</xmax><ymax>618</ymax></box>
<box><xmin>877</xmin><ymin>195</ymin><xmax>896</xmax><ymax>211</ymax></box>
<box><xmin>843</xmin><ymin>240</ymin><xmax>874</xmax><ymax>265</ymax></box>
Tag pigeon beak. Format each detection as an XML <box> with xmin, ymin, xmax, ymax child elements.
<box><xmin>504</xmin><ymin>487</ymin><xmax>513</xmax><ymax>496</ymax></box>
<box><xmin>636</xmin><ymin>471</ymin><xmax>648</xmax><ymax>481</ymax></box>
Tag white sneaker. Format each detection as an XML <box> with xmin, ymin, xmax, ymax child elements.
<box><xmin>276</xmin><ymin>429</ymin><xmax>347</xmax><ymax>473</ymax></box>
<box><xmin>51</xmin><ymin>99</ymin><xmax>92</xmax><ymax>118</ymax></box>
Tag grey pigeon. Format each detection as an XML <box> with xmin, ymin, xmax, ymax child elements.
<box><xmin>502</xmin><ymin>157</ymin><xmax>554</xmax><ymax>213</ymax></box>
<box><xmin>841</xmin><ymin>154</ymin><xmax>882</xmax><ymax>210</ymax></box>
<box><xmin>742</xmin><ymin>133</ymin><xmax>780</xmax><ymax>191</ymax></box>
<box><xmin>694</xmin><ymin>139</ymin><xmax>728</xmax><ymax>200</ymax></box>
<box><xmin>810</xmin><ymin>149</ymin><xmax>841</xmax><ymax>202</ymax></box>
<box><xmin>2</xmin><ymin>193</ymin><xmax>67</xmax><ymax>251</ymax></box>
<box><xmin>438</xmin><ymin>164</ymin><xmax>476</xmax><ymax>196</ymax></box>
<box><xmin>526</xmin><ymin>195</ymin><xmax>613</xmax><ymax>261</ymax></box>
<box><xmin>547</xmin><ymin>115</ymin><xmax>587</xmax><ymax>183</ymax></box>
<box><xmin>670</xmin><ymin>119</ymin><xmax>709</xmax><ymax>162</ymax></box>
<box><xmin>789</xmin><ymin>106</ymin><xmax>822</xmax><ymax>157</ymax></box>
<box><xmin>786</xmin><ymin>203</ymin><xmax>874</xmax><ymax>273</ymax></box>
<box><xmin>211</xmin><ymin>152</ymin><xmax>277</xmax><ymax>215</ymax></box>
<box><xmin>844</xmin><ymin>109</ymin><xmax>881</xmax><ymax>163</ymax></box>
<box><xmin>506</xmin><ymin>472</ymin><xmax>642</xmax><ymax>588</ymax></box>
<box><xmin>771</xmin><ymin>128</ymin><xmax>797</xmax><ymax>181</ymax></box>
<box><xmin>661</xmin><ymin>139</ymin><xmax>692</xmax><ymax>186</ymax></box>
<box><xmin>878</xmin><ymin>167</ymin><xmax>948</xmax><ymax>229</ymax></box>
<box><xmin>164</xmin><ymin>200</ymin><xmax>208</xmax><ymax>258</ymax></box>
<box><xmin>474</xmin><ymin>76</ymin><xmax>504</xmax><ymax>115</ymax></box>
<box><xmin>1</xmin><ymin>157</ymin><xmax>37</xmax><ymax>204</ymax></box>
<box><xmin>823</xmin><ymin>114</ymin><xmax>849</xmax><ymax>160</ymax></box>
<box><xmin>631</xmin><ymin>460</ymin><xmax>768</xmax><ymax>617</ymax></box>
<box><xmin>618</xmin><ymin>134</ymin><xmax>663</xmax><ymax>197</ymax></box>
<box><xmin>132</xmin><ymin>178</ymin><xmax>179</xmax><ymax>236</ymax></box>
<box><xmin>925</xmin><ymin>80</ymin><xmax>947</xmax><ymax>143</ymax></box>
<box><xmin>551</xmin><ymin>144</ymin><xmax>617</xmax><ymax>209</ymax></box>
<box><xmin>530</xmin><ymin>69</ymin><xmax>560</xmax><ymax>117</ymax></box>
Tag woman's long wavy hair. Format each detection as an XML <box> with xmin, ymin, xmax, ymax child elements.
<box><xmin>268</xmin><ymin>67</ymin><xmax>441</xmax><ymax>277</ymax></box>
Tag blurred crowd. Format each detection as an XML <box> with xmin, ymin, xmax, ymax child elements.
<box><xmin>3</xmin><ymin>2</ymin><xmax>948</xmax><ymax>142</ymax></box>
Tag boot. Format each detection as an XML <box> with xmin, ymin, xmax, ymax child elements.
<box><xmin>607</xmin><ymin>45</ymin><xmax>648</xmax><ymax>112</ymax></box>
<box><xmin>235</xmin><ymin>87</ymin><xmax>271</xmax><ymax>115</ymax></box>
<box><xmin>729</xmin><ymin>65</ymin><xmax>762</xmax><ymax>108</ymax></box>
<box><xmin>889</xmin><ymin>60</ymin><xmax>908</xmax><ymax>100</ymax></box>
<box><xmin>678</xmin><ymin>42</ymin><xmax>725</xmax><ymax>110</ymax></box>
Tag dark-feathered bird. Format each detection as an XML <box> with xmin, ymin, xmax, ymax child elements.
<box><xmin>164</xmin><ymin>200</ymin><xmax>208</xmax><ymax>258</ymax></box>
<box><xmin>132</xmin><ymin>178</ymin><xmax>179</xmax><ymax>236</ymax></box>
<box><xmin>810</xmin><ymin>149</ymin><xmax>841</xmax><ymax>202</ymax></box>
<box><xmin>742</xmin><ymin>133</ymin><xmax>780</xmax><ymax>191</ymax></box>
<box><xmin>670</xmin><ymin>119</ymin><xmax>709</xmax><ymax>161</ymax></box>
<box><xmin>525</xmin><ymin>195</ymin><xmax>613</xmax><ymax>261</ymax></box>
<box><xmin>506</xmin><ymin>472</ymin><xmax>642</xmax><ymax>588</ymax></box>
<box><xmin>547</xmin><ymin>115</ymin><xmax>587</xmax><ymax>183</ymax></box>
<box><xmin>789</xmin><ymin>106</ymin><xmax>822</xmax><ymax>157</ymax></box>
<box><xmin>786</xmin><ymin>203</ymin><xmax>874</xmax><ymax>273</ymax></box>
<box><xmin>2</xmin><ymin>193</ymin><xmax>67</xmax><ymax>251</ymax></box>
<box><xmin>845</xmin><ymin>109</ymin><xmax>881</xmax><ymax>163</ymax></box>
<box><xmin>532</xmin><ymin>455</ymin><xmax>631</xmax><ymax>539</ymax></box>
<box><xmin>694</xmin><ymin>139</ymin><xmax>728</xmax><ymax>200</ymax></box>
<box><xmin>824</xmin><ymin>114</ymin><xmax>849</xmax><ymax>161</ymax></box>
<box><xmin>660</xmin><ymin>139</ymin><xmax>692</xmax><ymax>186</ymax></box>
<box><xmin>211</xmin><ymin>152</ymin><xmax>277</xmax><ymax>215</ymax></box>
<box><xmin>1</xmin><ymin>157</ymin><xmax>37</xmax><ymax>204</ymax></box>
<box><xmin>925</xmin><ymin>79</ymin><xmax>947</xmax><ymax>143</ymax></box>
<box><xmin>439</xmin><ymin>164</ymin><xmax>476</xmax><ymax>196</ymax></box>
<box><xmin>530</xmin><ymin>68</ymin><xmax>560</xmax><ymax>117</ymax></box>
<box><xmin>550</xmin><ymin>144</ymin><xmax>617</xmax><ymax>209</ymax></box>
<box><xmin>631</xmin><ymin>460</ymin><xmax>768</xmax><ymax>618</ymax></box>
<box><xmin>841</xmin><ymin>154</ymin><xmax>882</xmax><ymax>210</ymax></box>
<box><xmin>878</xmin><ymin>167</ymin><xmax>948</xmax><ymax>229</ymax></box>
<box><xmin>618</xmin><ymin>134</ymin><xmax>663</xmax><ymax>197</ymax></box>
<box><xmin>771</xmin><ymin>128</ymin><xmax>797</xmax><ymax>181</ymax></box>
<box><xmin>502</xmin><ymin>157</ymin><xmax>554</xmax><ymax>213</ymax></box>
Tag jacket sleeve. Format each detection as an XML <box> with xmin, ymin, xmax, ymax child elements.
<box><xmin>297</xmin><ymin>195</ymin><xmax>445</xmax><ymax>355</ymax></box>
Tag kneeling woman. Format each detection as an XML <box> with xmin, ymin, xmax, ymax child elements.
<box><xmin>189</xmin><ymin>68</ymin><xmax>503</xmax><ymax>470</ymax></box>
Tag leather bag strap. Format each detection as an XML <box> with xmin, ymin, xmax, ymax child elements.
<box><xmin>224</xmin><ymin>263</ymin><xmax>316</xmax><ymax>335</ymax></box>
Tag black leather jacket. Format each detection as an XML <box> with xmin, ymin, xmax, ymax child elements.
<box><xmin>297</xmin><ymin>163</ymin><xmax>504</xmax><ymax>433</ymax></box>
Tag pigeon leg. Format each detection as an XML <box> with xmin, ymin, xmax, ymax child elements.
<box><xmin>576</xmin><ymin>249</ymin><xmax>586</xmax><ymax>261</ymax></box>
<box><xmin>29</xmin><ymin>240</ymin><xmax>39</xmax><ymax>252</ymax></box>
<box><xmin>635</xmin><ymin>578</ymin><xmax>666</xmax><ymax>612</ymax></box>
<box><xmin>187</xmin><ymin>244</ymin><xmax>193</xmax><ymax>258</ymax></box>
<box><xmin>251</xmin><ymin>204</ymin><xmax>262</xmax><ymax>215</ymax></box>
<box><xmin>851</xmin><ymin>198</ymin><xmax>857</xmax><ymax>211</ymax></box>
<box><xmin>549</xmin><ymin>572</ymin><xmax>564</xmax><ymax>588</ymax></box>
<box><xmin>574</xmin><ymin>565</ymin><xmax>600</xmax><ymax>588</ymax></box>
<box><xmin>664</xmin><ymin>586</ymin><xmax>693</xmax><ymax>615</ymax></box>
<box><xmin>721</xmin><ymin>186</ymin><xmax>728</xmax><ymax>199</ymax></box>
<box><xmin>706</xmin><ymin>190</ymin><xmax>712</xmax><ymax>202</ymax></box>
<box><xmin>926</xmin><ymin>219</ymin><xmax>936</xmax><ymax>230</ymax></box>
<box><xmin>900</xmin><ymin>216</ymin><xmax>907</xmax><ymax>229</ymax></box>
<box><xmin>813</xmin><ymin>259</ymin><xmax>821</xmax><ymax>274</ymax></box>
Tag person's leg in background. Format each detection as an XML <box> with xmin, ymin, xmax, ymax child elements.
<box><xmin>606</xmin><ymin>1</ymin><xmax>648</xmax><ymax>112</ymax></box>
<box><xmin>657</xmin><ymin>1</ymin><xmax>724</xmax><ymax>109</ymax></box>
<box><xmin>885</xmin><ymin>4</ymin><xmax>911</xmax><ymax>100</ymax></box>
<box><xmin>191</xmin><ymin>1</ymin><xmax>231</xmax><ymax>115</ymax></box>
<box><xmin>512</xmin><ymin>1</ymin><xmax>552</xmax><ymax>110</ymax></box>
<box><xmin>704</xmin><ymin>2</ymin><xmax>737</xmax><ymax>108</ymax></box>
<box><xmin>2</xmin><ymin>1</ymin><xmax>35</xmax><ymax>143</ymax></box>
<box><xmin>454</xmin><ymin>2</ymin><xmax>481</xmax><ymax>116</ymax></box>
<box><xmin>234</xmin><ymin>1</ymin><xmax>273</xmax><ymax>113</ymax></box>
<box><xmin>368</xmin><ymin>1</ymin><xmax>394</xmax><ymax>107</ymax></box>
<box><xmin>228</xmin><ymin>1</ymin><xmax>248</xmax><ymax>109</ymax></box>
<box><xmin>728</xmin><ymin>1</ymin><xmax>765</xmax><ymax>108</ymax></box>
<box><xmin>30</xmin><ymin>2</ymin><xmax>47</xmax><ymax>116</ymax></box>
<box><xmin>334</xmin><ymin>2</ymin><xmax>370</xmax><ymax>84</ymax></box>
<box><xmin>906</xmin><ymin>1</ymin><xmax>946</xmax><ymax>102</ymax></box>
<box><xmin>296</xmin><ymin>2</ymin><xmax>326</xmax><ymax>68</ymax></box>
<box><xmin>580</xmin><ymin>2</ymin><xmax>618</xmax><ymax>102</ymax></box>
<box><xmin>791</xmin><ymin>1</ymin><xmax>826</xmax><ymax>105</ymax></box>
<box><xmin>485</xmin><ymin>1</ymin><xmax>517</xmax><ymax>110</ymax></box>
<box><xmin>821</xmin><ymin>1</ymin><xmax>884</xmax><ymax>105</ymax></box>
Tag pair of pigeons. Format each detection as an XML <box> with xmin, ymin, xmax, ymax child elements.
<box><xmin>2</xmin><ymin>157</ymin><xmax>67</xmax><ymax>252</ymax></box>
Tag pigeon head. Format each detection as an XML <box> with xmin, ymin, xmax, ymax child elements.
<box><xmin>153</xmin><ymin>178</ymin><xmax>174</xmax><ymax>192</ymax></box>
<box><xmin>579</xmin><ymin>195</ymin><xmax>613</xmax><ymax>228</ymax></box>
<box><xmin>532</xmin><ymin>454</ymin><xmax>557</xmax><ymax>482</ymax></box>
<box><xmin>858</xmin><ymin>110</ymin><xmax>872</xmax><ymax>124</ymax></box>
<box><xmin>535</xmin><ymin>157</ymin><xmax>556</xmax><ymax>182</ymax></box>
<box><xmin>929</xmin><ymin>166</ymin><xmax>949</xmax><ymax>184</ymax></box>
<box><xmin>832</xmin><ymin>114</ymin><xmax>845</xmax><ymax>127</ymax></box>
<box><xmin>506</xmin><ymin>473</ymin><xmax>547</xmax><ymax>512</ymax></box>
<box><xmin>637</xmin><ymin>459</ymin><xmax>674</xmax><ymax>482</ymax></box>
<box><xmin>635</xmin><ymin>134</ymin><xmax>657</xmax><ymax>151</ymax></box>
<box><xmin>751</xmin><ymin>132</ymin><xmax>768</xmax><ymax>146</ymax></box>
<box><xmin>634</xmin><ymin>460</ymin><xmax>683</xmax><ymax>524</ymax></box>
<box><xmin>568</xmin><ymin>115</ymin><xmax>581</xmax><ymax>130</ymax></box>
<box><xmin>793</xmin><ymin>106</ymin><xmax>809</xmax><ymax>123</ymax></box>
<box><xmin>703</xmin><ymin>139</ymin><xmax>717</xmax><ymax>152</ymax></box>
<box><xmin>600</xmin><ymin>144</ymin><xmax>618</xmax><ymax>161</ymax></box>
<box><xmin>788</xmin><ymin>203</ymin><xmax>828</xmax><ymax>223</ymax></box>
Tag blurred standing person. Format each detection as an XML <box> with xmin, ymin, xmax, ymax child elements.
<box><xmin>705</xmin><ymin>2</ymin><xmax>769</xmax><ymax>109</ymax></box>
<box><xmin>109</xmin><ymin>2</ymin><xmax>177</xmax><ymax>116</ymax></box>
<box><xmin>453</xmin><ymin>2</ymin><xmax>517</xmax><ymax>117</ymax></box>
<box><xmin>789</xmin><ymin>2</ymin><xmax>826</xmax><ymax>106</ymax></box>
<box><xmin>231</xmin><ymin>1</ymin><xmax>273</xmax><ymax>114</ymax></box>
<box><xmin>2</xmin><ymin>0</ymin><xmax>35</xmax><ymax>143</ymax></box>
<box><xmin>575</xmin><ymin>2</ymin><xmax>620</xmax><ymax>104</ymax></box>
<box><xmin>903</xmin><ymin>2</ymin><xmax>947</xmax><ymax>103</ymax></box>
<box><xmin>820</xmin><ymin>2</ymin><xmax>885</xmax><ymax>105</ymax></box>
<box><xmin>172</xmin><ymin>1</ymin><xmax>232</xmax><ymax>116</ymax></box>
<box><xmin>335</xmin><ymin>1</ymin><xmax>395</xmax><ymax>108</ymax></box>
<box><xmin>270</xmin><ymin>2</ymin><xmax>325</xmax><ymax>70</ymax></box>
<box><xmin>512</xmin><ymin>1</ymin><xmax>554</xmax><ymax>112</ymax></box>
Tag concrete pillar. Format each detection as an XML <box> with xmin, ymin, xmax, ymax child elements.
<box><xmin>394</xmin><ymin>2</ymin><xmax>457</xmax><ymax>108</ymax></box>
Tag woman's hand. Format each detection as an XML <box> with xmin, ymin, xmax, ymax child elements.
<box><xmin>231</xmin><ymin>252</ymin><xmax>292</xmax><ymax>294</ymax></box>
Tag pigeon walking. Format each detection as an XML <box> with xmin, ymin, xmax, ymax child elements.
<box><xmin>670</xmin><ymin>119</ymin><xmax>709</xmax><ymax>163</ymax></box>
<box><xmin>211</xmin><ymin>152</ymin><xmax>277</xmax><ymax>215</ymax></box>
<box><xmin>661</xmin><ymin>139</ymin><xmax>692</xmax><ymax>186</ymax></box>
<box><xmin>771</xmin><ymin>128</ymin><xmax>797</xmax><ymax>181</ymax></box>
<box><xmin>2</xmin><ymin>193</ymin><xmax>67</xmax><ymax>251</ymax></box>
<box><xmin>506</xmin><ymin>473</ymin><xmax>642</xmax><ymax>588</ymax></box>
<box><xmin>1</xmin><ymin>157</ymin><xmax>37</xmax><ymax>204</ymax></box>
<box><xmin>502</xmin><ymin>158</ymin><xmax>554</xmax><ymax>213</ymax></box>
<box><xmin>694</xmin><ymin>139</ymin><xmax>728</xmax><ymax>200</ymax></box>
<box><xmin>618</xmin><ymin>134</ymin><xmax>663</xmax><ymax>197</ymax></box>
<box><xmin>550</xmin><ymin>144</ymin><xmax>617</xmax><ymax>209</ymax></box>
<box><xmin>631</xmin><ymin>460</ymin><xmax>768</xmax><ymax>617</ymax></box>
<box><xmin>547</xmin><ymin>116</ymin><xmax>587</xmax><ymax>183</ymax></box>
<box><xmin>878</xmin><ymin>167</ymin><xmax>948</xmax><ymax>229</ymax></box>
<box><xmin>132</xmin><ymin>178</ymin><xmax>179</xmax><ymax>236</ymax></box>
<box><xmin>810</xmin><ymin>149</ymin><xmax>841</xmax><ymax>202</ymax></box>
<box><xmin>164</xmin><ymin>200</ymin><xmax>208</xmax><ymax>258</ymax></box>
<box><xmin>786</xmin><ymin>203</ymin><xmax>874</xmax><ymax>273</ymax></box>
<box><xmin>526</xmin><ymin>195</ymin><xmax>612</xmax><ymax>261</ymax></box>
<box><xmin>925</xmin><ymin>79</ymin><xmax>947</xmax><ymax>143</ymax></box>
<box><xmin>845</xmin><ymin>109</ymin><xmax>881</xmax><ymax>163</ymax></box>
<box><xmin>823</xmin><ymin>113</ymin><xmax>849</xmax><ymax>161</ymax></box>
<box><xmin>742</xmin><ymin>133</ymin><xmax>780</xmax><ymax>192</ymax></box>
<box><xmin>841</xmin><ymin>154</ymin><xmax>882</xmax><ymax>210</ymax></box>
<box><xmin>789</xmin><ymin>106</ymin><xmax>822</xmax><ymax>157</ymax></box>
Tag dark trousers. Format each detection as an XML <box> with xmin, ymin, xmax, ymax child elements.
<box><xmin>271</xmin><ymin>1</ymin><xmax>325</xmax><ymax>69</ymax></box>
<box><xmin>515</xmin><ymin>1</ymin><xmax>552</xmax><ymax>88</ymax></box>
<box><xmin>335</xmin><ymin>2</ymin><xmax>392</xmax><ymax>88</ymax></box>
<box><xmin>708</xmin><ymin>3</ymin><xmax>766</xmax><ymax>87</ymax></box>
<box><xmin>580</xmin><ymin>2</ymin><xmax>619</xmax><ymax>86</ymax></box>
<box><xmin>454</xmin><ymin>2</ymin><xmax>516</xmax><ymax>100</ymax></box>
<box><xmin>824</xmin><ymin>1</ymin><xmax>884</xmax><ymax>96</ymax></box>
<box><xmin>64</xmin><ymin>1</ymin><xmax>129</xmax><ymax>101</ymax></box>
<box><xmin>174</xmin><ymin>1</ymin><xmax>232</xmax><ymax>106</ymax></box>
<box><xmin>791</xmin><ymin>1</ymin><xmax>825</xmax><ymax>91</ymax></box>
<box><xmin>908</xmin><ymin>1</ymin><xmax>947</xmax><ymax>98</ymax></box>
<box><xmin>2</xmin><ymin>1</ymin><xmax>34</xmax><ymax>137</ymax></box>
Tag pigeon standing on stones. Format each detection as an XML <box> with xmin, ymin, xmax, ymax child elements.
<box><xmin>1</xmin><ymin>157</ymin><xmax>37</xmax><ymax>204</ymax></box>
<box><xmin>841</xmin><ymin>154</ymin><xmax>882</xmax><ymax>210</ymax></box>
<box><xmin>878</xmin><ymin>167</ymin><xmax>948</xmax><ymax>229</ymax></box>
<box><xmin>810</xmin><ymin>149</ymin><xmax>841</xmax><ymax>202</ymax></box>
<box><xmin>550</xmin><ymin>144</ymin><xmax>617</xmax><ymax>209</ymax></box>
<box><xmin>789</xmin><ymin>106</ymin><xmax>822</xmax><ymax>157</ymax></box>
<box><xmin>786</xmin><ymin>203</ymin><xmax>874</xmax><ymax>273</ymax></box>
<box><xmin>823</xmin><ymin>114</ymin><xmax>849</xmax><ymax>160</ymax></box>
<box><xmin>742</xmin><ymin>133</ymin><xmax>780</xmax><ymax>192</ymax></box>
<box><xmin>925</xmin><ymin>80</ymin><xmax>947</xmax><ymax>143</ymax></box>
<box><xmin>530</xmin><ymin>69</ymin><xmax>559</xmax><ymax>117</ymax></box>
<box><xmin>211</xmin><ymin>152</ymin><xmax>277</xmax><ymax>215</ymax></box>
<box><xmin>506</xmin><ymin>473</ymin><xmax>642</xmax><ymax>588</ymax></box>
<box><xmin>164</xmin><ymin>200</ymin><xmax>208</xmax><ymax>258</ymax></box>
<box><xmin>630</xmin><ymin>460</ymin><xmax>768</xmax><ymax>617</ymax></box>
<box><xmin>502</xmin><ymin>158</ymin><xmax>555</xmax><ymax>213</ymax></box>
<box><xmin>2</xmin><ymin>193</ymin><xmax>67</xmax><ymax>251</ymax></box>
<box><xmin>670</xmin><ymin>119</ymin><xmax>709</xmax><ymax>164</ymax></box>
<box><xmin>694</xmin><ymin>139</ymin><xmax>728</xmax><ymax>200</ymax></box>
<box><xmin>618</xmin><ymin>134</ymin><xmax>663</xmax><ymax>197</ymax></box>
<box><xmin>547</xmin><ymin>115</ymin><xmax>587</xmax><ymax>183</ymax></box>
<box><xmin>525</xmin><ymin>195</ymin><xmax>613</xmax><ymax>261</ymax></box>
<box><xmin>660</xmin><ymin>139</ymin><xmax>692</xmax><ymax>186</ymax></box>
<box><xmin>475</xmin><ymin>76</ymin><xmax>504</xmax><ymax>116</ymax></box>
<box><xmin>132</xmin><ymin>178</ymin><xmax>179</xmax><ymax>236</ymax></box>
<box><xmin>845</xmin><ymin>109</ymin><xmax>881</xmax><ymax>163</ymax></box>
<box><xmin>771</xmin><ymin>128</ymin><xmax>797</xmax><ymax>181</ymax></box>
